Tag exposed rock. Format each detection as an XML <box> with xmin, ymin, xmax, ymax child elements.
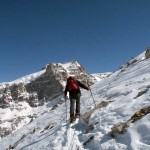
<box><xmin>0</xmin><ymin>87</ymin><xmax>12</xmax><ymax>108</ymax></box>
<box><xmin>134</xmin><ymin>87</ymin><xmax>149</xmax><ymax>99</ymax></box>
<box><xmin>83</xmin><ymin>136</ymin><xmax>94</xmax><ymax>146</ymax></box>
<box><xmin>145</xmin><ymin>47</ymin><xmax>150</xmax><ymax>59</ymax></box>
<box><xmin>136</xmin><ymin>89</ymin><xmax>148</xmax><ymax>97</ymax></box>
<box><xmin>40</xmin><ymin>124</ymin><xmax>54</xmax><ymax>133</ymax></box>
<box><xmin>131</xmin><ymin>106</ymin><xmax>150</xmax><ymax>122</ymax></box>
<box><xmin>0</xmin><ymin>127</ymin><xmax>12</xmax><ymax>138</ymax></box>
<box><xmin>82</xmin><ymin>101</ymin><xmax>112</xmax><ymax>123</ymax></box>
<box><xmin>108</xmin><ymin>106</ymin><xmax>150</xmax><ymax>136</ymax></box>
<box><xmin>110</xmin><ymin>121</ymin><xmax>130</xmax><ymax>136</ymax></box>
<box><xmin>26</xmin><ymin>64</ymin><xmax>64</xmax><ymax>104</ymax></box>
<box><xmin>0</xmin><ymin>116</ymin><xmax>26</xmax><ymax>138</ymax></box>
<box><xmin>85</xmin><ymin>122</ymin><xmax>98</xmax><ymax>133</ymax></box>
<box><xmin>8</xmin><ymin>134</ymin><xmax>26</xmax><ymax>149</ymax></box>
<box><xmin>31</xmin><ymin>128</ymin><xmax>36</xmax><ymax>134</ymax></box>
<box><xmin>119</xmin><ymin>58</ymin><xmax>137</xmax><ymax>71</ymax></box>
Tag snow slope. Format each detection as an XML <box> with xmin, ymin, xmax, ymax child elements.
<box><xmin>1</xmin><ymin>52</ymin><xmax>150</xmax><ymax>150</ymax></box>
<box><xmin>0</xmin><ymin>69</ymin><xmax>46</xmax><ymax>87</ymax></box>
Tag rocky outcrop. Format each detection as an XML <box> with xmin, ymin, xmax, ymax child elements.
<box><xmin>26</xmin><ymin>64</ymin><xmax>63</xmax><ymax>106</ymax></box>
<box><xmin>82</xmin><ymin>101</ymin><xmax>112</xmax><ymax>123</ymax></box>
<box><xmin>108</xmin><ymin>106</ymin><xmax>150</xmax><ymax>136</ymax></box>
<box><xmin>119</xmin><ymin>58</ymin><xmax>137</xmax><ymax>71</ymax></box>
<box><xmin>145</xmin><ymin>47</ymin><xmax>150</xmax><ymax>59</ymax></box>
<box><xmin>0</xmin><ymin>116</ymin><xmax>26</xmax><ymax>138</ymax></box>
<box><xmin>0</xmin><ymin>66</ymin><xmax>63</xmax><ymax>108</ymax></box>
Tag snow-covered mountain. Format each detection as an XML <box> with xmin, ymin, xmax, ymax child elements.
<box><xmin>0</xmin><ymin>60</ymin><xmax>97</xmax><ymax>109</ymax></box>
<box><xmin>92</xmin><ymin>72</ymin><xmax>112</xmax><ymax>81</ymax></box>
<box><xmin>1</xmin><ymin>51</ymin><xmax>150</xmax><ymax>150</ymax></box>
<box><xmin>0</xmin><ymin>60</ymin><xmax>108</xmax><ymax>139</ymax></box>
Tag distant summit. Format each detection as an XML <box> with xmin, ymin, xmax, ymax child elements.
<box><xmin>92</xmin><ymin>72</ymin><xmax>112</xmax><ymax>81</ymax></box>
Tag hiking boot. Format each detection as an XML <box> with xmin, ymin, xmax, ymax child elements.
<box><xmin>75</xmin><ymin>113</ymin><xmax>80</xmax><ymax>118</ymax></box>
<box><xmin>70</xmin><ymin>117</ymin><xmax>76</xmax><ymax>123</ymax></box>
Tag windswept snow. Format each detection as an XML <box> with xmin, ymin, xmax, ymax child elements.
<box><xmin>0</xmin><ymin>69</ymin><xmax>46</xmax><ymax>87</ymax></box>
<box><xmin>0</xmin><ymin>52</ymin><xmax>150</xmax><ymax>150</ymax></box>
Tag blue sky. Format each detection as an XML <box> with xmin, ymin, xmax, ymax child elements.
<box><xmin>0</xmin><ymin>0</ymin><xmax>150</xmax><ymax>82</ymax></box>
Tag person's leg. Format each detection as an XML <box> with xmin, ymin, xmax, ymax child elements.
<box><xmin>75</xmin><ymin>95</ymin><xmax>80</xmax><ymax>116</ymax></box>
<box><xmin>70</xmin><ymin>98</ymin><xmax>75</xmax><ymax>118</ymax></box>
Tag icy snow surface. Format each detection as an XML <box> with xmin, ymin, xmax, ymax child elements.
<box><xmin>0</xmin><ymin>52</ymin><xmax>150</xmax><ymax>150</ymax></box>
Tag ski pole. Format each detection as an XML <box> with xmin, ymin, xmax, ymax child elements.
<box><xmin>86</xmin><ymin>75</ymin><xmax>96</xmax><ymax>107</ymax></box>
<box><xmin>89</xmin><ymin>88</ymin><xmax>96</xmax><ymax>107</ymax></box>
<box><xmin>65</xmin><ymin>97</ymin><xmax>68</xmax><ymax>123</ymax></box>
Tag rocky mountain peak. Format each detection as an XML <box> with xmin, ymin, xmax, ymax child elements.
<box><xmin>0</xmin><ymin>60</ymin><xmax>105</xmax><ymax>109</ymax></box>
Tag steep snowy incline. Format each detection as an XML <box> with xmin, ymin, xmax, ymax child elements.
<box><xmin>80</xmin><ymin>53</ymin><xmax>150</xmax><ymax>150</ymax></box>
<box><xmin>0</xmin><ymin>52</ymin><xmax>150</xmax><ymax>150</ymax></box>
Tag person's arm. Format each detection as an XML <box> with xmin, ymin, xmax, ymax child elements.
<box><xmin>77</xmin><ymin>80</ymin><xmax>90</xmax><ymax>90</ymax></box>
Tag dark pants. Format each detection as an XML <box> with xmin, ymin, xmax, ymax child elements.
<box><xmin>70</xmin><ymin>94</ymin><xmax>80</xmax><ymax>118</ymax></box>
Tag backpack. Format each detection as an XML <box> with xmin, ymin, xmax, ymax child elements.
<box><xmin>67</xmin><ymin>77</ymin><xmax>78</xmax><ymax>91</ymax></box>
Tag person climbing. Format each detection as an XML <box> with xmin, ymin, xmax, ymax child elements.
<box><xmin>64</xmin><ymin>76</ymin><xmax>90</xmax><ymax>123</ymax></box>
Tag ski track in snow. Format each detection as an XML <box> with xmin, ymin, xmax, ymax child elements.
<box><xmin>0</xmin><ymin>52</ymin><xmax>150</xmax><ymax>150</ymax></box>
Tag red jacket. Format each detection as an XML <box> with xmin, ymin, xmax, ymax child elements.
<box><xmin>64</xmin><ymin>79</ymin><xmax>89</xmax><ymax>97</ymax></box>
